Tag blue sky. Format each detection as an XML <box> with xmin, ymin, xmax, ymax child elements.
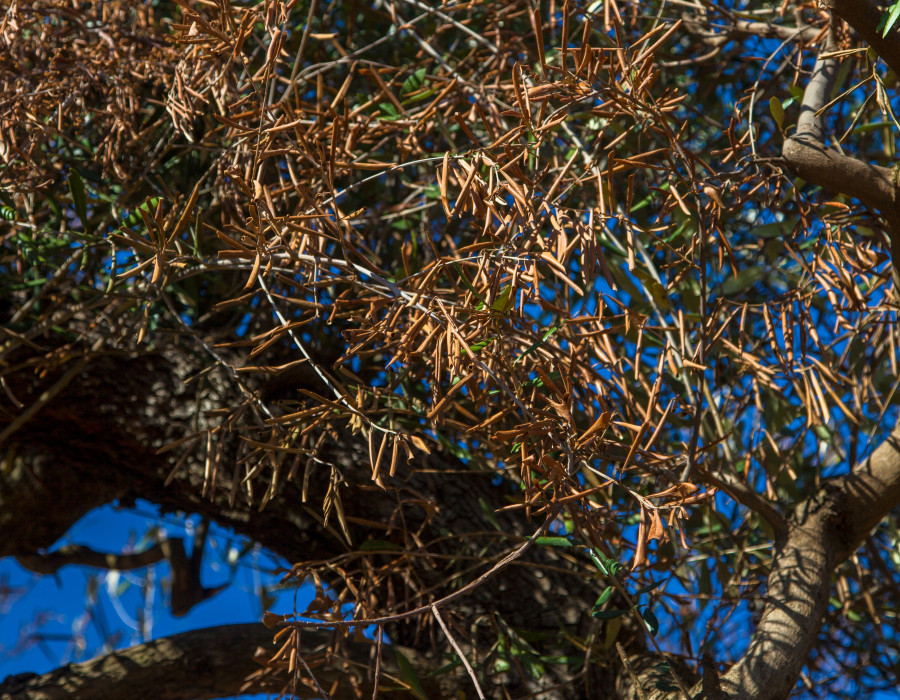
<box><xmin>0</xmin><ymin>499</ymin><xmax>309</xmax><ymax>691</ymax></box>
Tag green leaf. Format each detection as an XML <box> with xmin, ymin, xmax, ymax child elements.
<box><xmin>67</xmin><ymin>169</ymin><xmax>88</xmax><ymax>232</ymax></box>
<box><xmin>401</xmin><ymin>67</ymin><xmax>428</xmax><ymax>97</ymax></box>
<box><xmin>719</xmin><ymin>266</ymin><xmax>765</xmax><ymax>296</ymax></box>
<box><xmin>536</xmin><ymin>536</ymin><xmax>572</xmax><ymax>548</ymax></box>
<box><xmin>395</xmin><ymin>650</ymin><xmax>429</xmax><ymax>700</ymax></box>
<box><xmin>404</xmin><ymin>86</ymin><xmax>437</xmax><ymax>104</ymax></box>
<box><xmin>467</xmin><ymin>337</ymin><xmax>493</xmax><ymax>354</ymax></box>
<box><xmin>664</xmin><ymin>218</ymin><xmax>691</xmax><ymax>243</ymax></box>
<box><xmin>521</xmin><ymin>653</ymin><xmax>545</xmax><ymax>679</ymax></box>
<box><xmin>589</xmin><ymin>548</ymin><xmax>608</xmax><ymax>574</ymax></box>
<box><xmin>422</xmin><ymin>184</ymin><xmax>441</xmax><ymax>199</ymax></box>
<box><xmin>633</xmin><ymin>578</ymin><xmax>666</xmax><ymax>597</ymax></box>
<box><xmin>755</xmin><ymin>219</ymin><xmax>794</xmax><ymax>239</ymax></box>
<box><xmin>538</xmin><ymin>654</ymin><xmax>581</xmax><ymax>665</ymax></box>
<box><xmin>124</xmin><ymin>197</ymin><xmax>163</xmax><ymax>229</ymax></box>
<box><xmin>769</xmin><ymin>96</ymin><xmax>784</xmax><ymax>131</ymax></box>
<box><xmin>453</xmin><ymin>262</ymin><xmax>485</xmax><ymax>302</ymax></box>
<box><xmin>589</xmin><ymin>548</ymin><xmax>623</xmax><ymax>576</ymax></box>
<box><xmin>630</xmin><ymin>190</ymin><xmax>656</xmax><ymax>213</ymax></box>
<box><xmin>880</xmin><ymin>1</ymin><xmax>900</xmax><ymax>36</ymax></box>
<box><xmin>610</xmin><ymin>561</ymin><xmax>623</xmax><ymax>575</ymax></box>
<box><xmin>523</xmin><ymin>371</ymin><xmax>561</xmax><ymax>390</ymax></box>
<box><xmin>602</xmin><ymin>616</ymin><xmax>623</xmax><ymax>649</ymax></box>
<box><xmin>515</xmin><ymin>324</ymin><xmax>561</xmax><ymax>365</ymax></box>
<box><xmin>359</xmin><ymin>539</ymin><xmax>402</xmax><ymax>552</ymax></box>
<box><xmin>490</xmin><ymin>284</ymin><xmax>514</xmax><ymax>313</ymax></box>
<box><xmin>632</xmin><ymin>269</ymin><xmax>671</xmax><ymax>310</ymax></box>
<box><xmin>592</xmin><ymin>608</ymin><xmax>628</xmax><ymax>620</ymax></box>
<box><xmin>641</xmin><ymin>606</ymin><xmax>659</xmax><ymax>636</ymax></box>
<box><xmin>593</xmin><ymin>586</ymin><xmax>614</xmax><ymax>611</ymax></box>
<box><xmin>378</xmin><ymin>102</ymin><xmax>403</xmax><ymax>121</ymax></box>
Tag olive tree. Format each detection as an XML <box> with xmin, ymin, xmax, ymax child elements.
<box><xmin>3</xmin><ymin>1</ymin><xmax>900</xmax><ymax>698</ymax></box>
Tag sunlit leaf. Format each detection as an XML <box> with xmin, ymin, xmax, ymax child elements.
<box><xmin>490</xmin><ymin>284</ymin><xmax>514</xmax><ymax>313</ymax></box>
<box><xmin>879</xmin><ymin>1</ymin><xmax>900</xmax><ymax>36</ymax></box>
<box><xmin>593</xmin><ymin>586</ymin><xmax>614</xmax><ymax>611</ymax></box>
<box><xmin>401</xmin><ymin>67</ymin><xmax>427</xmax><ymax>97</ymax></box>
<box><xmin>769</xmin><ymin>96</ymin><xmax>784</xmax><ymax>131</ymax></box>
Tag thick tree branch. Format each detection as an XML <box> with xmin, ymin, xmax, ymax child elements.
<box><xmin>0</xmin><ymin>623</ymin><xmax>446</xmax><ymax>700</ymax></box>
<box><xmin>833</xmin><ymin>426</ymin><xmax>900</xmax><ymax>559</ymax></box>
<box><xmin>824</xmin><ymin>0</ymin><xmax>900</xmax><ymax>77</ymax></box>
<box><xmin>782</xmin><ymin>31</ymin><xmax>900</xmax><ymax>282</ymax></box>
<box><xmin>691</xmin><ymin>20</ymin><xmax>900</xmax><ymax>699</ymax></box>
<box><xmin>709</xmin><ymin>422</ymin><xmax>900</xmax><ymax>699</ymax></box>
<box><xmin>681</xmin><ymin>15</ymin><xmax>822</xmax><ymax>46</ymax></box>
<box><xmin>16</xmin><ymin>537</ymin><xmax>225</xmax><ymax>616</ymax></box>
<box><xmin>782</xmin><ymin>137</ymin><xmax>897</xmax><ymax>212</ymax></box>
<box><xmin>794</xmin><ymin>37</ymin><xmax>836</xmax><ymax>144</ymax></box>
<box><xmin>0</xmin><ymin>624</ymin><xmax>278</xmax><ymax>700</ymax></box>
<box><xmin>783</xmin><ymin>38</ymin><xmax>898</xmax><ymax>215</ymax></box>
<box><xmin>15</xmin><ymin>542</ymin><xmax>170</xmax><ymax>572</ymax></box>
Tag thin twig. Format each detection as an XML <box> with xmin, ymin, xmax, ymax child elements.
<box><xmin>432</xmin><ymin>605</ymin><xmax>486</xmax><ymax>700</ymax></box>
<box><xmin>371</xmin><ymin>626</ymin><xmax>384</xmax><ymax>700</ymax></box>
<box><xmin>287</xmin><ymin>505</ymin><xmax>560</xmax><ymax>629</ymax></box>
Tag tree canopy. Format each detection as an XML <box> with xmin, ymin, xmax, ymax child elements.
<box><xmin>3</xmin><ymin>1</ymin><xmax>900</xmax><ymax>698</ymax></box>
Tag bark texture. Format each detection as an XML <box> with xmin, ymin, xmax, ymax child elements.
<box><xmin>0</xmin><ymin>624</ymin><xmax>278</xmax><ymax>700</ymax></box>
<box><xmin>712</xmin><ymin>428</ymin><xmax>900</xmax><ymax>699</ymax></box>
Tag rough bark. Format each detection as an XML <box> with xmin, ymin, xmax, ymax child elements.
<box><xmin>782</xmin><ymin>28</ymin><xmax>899</xmax><ymax>219</ymax></box>
<box><xmin>709</xmin><ymin>426</ymin><xmax>900</xmax><ymax>699</ymax></box>
<box><xmin>793</xmin><ymin>1</ymin><xmax>900</xmax><ymax>273</ymax></box>
<box><xmin>824</xmin><ymin>0</ymin><xmax>900</xmax><ymax>77</ymax></box>
<box><xmin>0</xmin><ymin>623</ymin><xmax>445</xmax><ymax>700</ymax></box>
<box><xmin>0</xmin><ymin>624</ymin><xmax>278</xmax><ymax>700</ymax></box>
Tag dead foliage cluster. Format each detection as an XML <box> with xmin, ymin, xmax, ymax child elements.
<box><xmin>3</xmin><ymin>0</ymin><xmax>900</xmax><ymax>696</ymax></box>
